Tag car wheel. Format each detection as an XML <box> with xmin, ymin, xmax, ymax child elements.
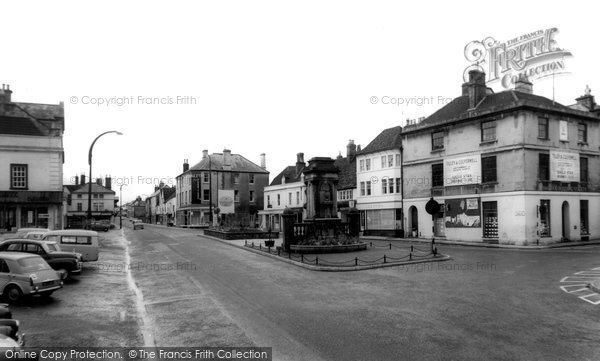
<box><xmin>58</xmin><ymin>269</ymin><xmax>69</xmax><ymax>280</ymax></box>
<box><xmin>4</xmin><ymin>286</ymin><xmax>22</xmax><ymax>304</ymax></box>
<box><xmin>104</xmin><ymin>228</ymin><xmax>108</xmax><ymax>232</ymax></box>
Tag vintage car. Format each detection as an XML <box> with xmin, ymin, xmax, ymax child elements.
<box><xmin>0</xmin><ymin>240</ymin><xmax>82</xmax><ymax>280</ymax></box>
<box><xmin>14</xmin><ymin>228</ymin><xmax>49</xmax><ymax>239</ymax></box>
<box><xmin>89</xmin><ymin>221</ymin><xmax>109</xmax><ymax>232</ymax></box>
<box><xmin>133</xmin><ymin>220</ymin><xmax>144</xmax><ymax>230</ymax></box>
<box><xmin>40</xmin><ymin>230</ymin><xmax>99</xmax><ymax>262</ymax></box>
<box><xmin>0</xmin><ymin>253</ymin><xmax>63</xmax><ymax>303</ymax></box>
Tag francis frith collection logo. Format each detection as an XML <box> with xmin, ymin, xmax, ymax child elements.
<box><xmin>463</xmin><ymin>28</ymin><xmax>572</xmax><ymax>88</ymax></box>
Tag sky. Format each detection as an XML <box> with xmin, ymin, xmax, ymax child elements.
<box><xmin>2</xmin><ymin>1</ymin><xmax>598</xmax><ymax>203</ymax></box>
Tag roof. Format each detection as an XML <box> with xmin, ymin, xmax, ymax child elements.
<box><xmin>270</xmin><ymin>165</ymin><xmax>304</xmax><ymax>186</ymax></box>
<box><xmin>404</xmin><ymin>90</ymin><xmax>599</xmax><ymax>133</ymax></box>
<box><xmin>64</xmin><ymin>185</ymin><xmax>80</xmax><ymax>193</ymax></box>
<box><xmin>162</xmin><ymin>187</ymin><xmax>176</xmax><ymax>201</ymax></box>
<box><xmin>358</xmin><ymin>126</ymin><xmax>403</xmax><ymax>154</ymax></box>
<box><xmin>69</xmin><ymin>182</ymin><xmax>115</xmax><ymax>194</ymax></box>
<box><xmin>187</xmin><ymin>153</ymin><xmax>268</xmax><ymax>174</ymax></box>
<box><xmin>0</xmin><ymin>102</ymin><xmax>63</xmax><ymax>136</ymax></box>
<box><xmin>334</xmin><ymin>156</ymin><xmax>357</xmax><ymax>190</ymax></box>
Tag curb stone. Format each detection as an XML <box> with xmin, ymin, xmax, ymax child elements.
<box><xmin>200</xmin><ymin>233</ymin><xmax>452</xmax><ymax>272</ymax></box>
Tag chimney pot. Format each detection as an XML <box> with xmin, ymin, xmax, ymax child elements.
<box><xmin>183</xmin><ymin>159</ymin><xmax>189</xmax><ymax>172</ymax></box>
<box><xmin>260</xmin><ymin>153</ymin><xmax>266</xmax><ymax>169</ymax></box>
<box><xmin>202</xmin><ymin>150</ymin><xmax>208</xmax><ymax>159</ymax></box>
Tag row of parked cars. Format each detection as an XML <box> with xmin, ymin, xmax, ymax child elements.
<box><xmin>0</xmin><ymin>228</ymin><xmax>101</xmax><ymax>303</ymax></box>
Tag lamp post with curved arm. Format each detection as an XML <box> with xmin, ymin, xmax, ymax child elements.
<box><xmin>87</xmin><ymin>131</ymin><xmax>122</xmax><ymax>226</ymax></box>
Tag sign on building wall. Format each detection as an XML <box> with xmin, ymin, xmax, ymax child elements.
<box><xmin>559</xmin><ymin>120</ymin><xmax>568</xmax><ymax>141</ymax></box>
<box><xmin>218</xmin><ymin>190</ymin><xmax>235</xmax><ymax>214</ymax></box>
<box><xmin>444</xmin><ymin>155</ymin><xmax>481</xmax><ymax>186</ymax></box>
<box><xmin>550</xmin><ymin>151</ymin><xmax>579</xmax><ymax>182</ymax></box>
<box><xmin>445</xmin><ymin>197</ymin><xmax>481</xmax><ymax>228</ymax></box>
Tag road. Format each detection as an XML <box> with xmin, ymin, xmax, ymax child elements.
<box><xmin>125</xmin><ymin>223</ymin><xmax>600</xmax><ymax>361</ymax></box>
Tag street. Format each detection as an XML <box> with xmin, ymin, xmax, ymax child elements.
<box><xmin>124</xmin><ymin>224</ymin><xmax>600</xmax><ymax>361</ymax></box>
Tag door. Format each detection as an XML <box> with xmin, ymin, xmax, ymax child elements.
<box><xmin>562</xmin><ymin>201</ymin><xmax>570</xmax><ymax>241</ymax></box>
<box><xmin>482</xmin><ymin>201</ymin><xmax>498</xmax><ymax>239</ymax></box>
<box><xmin>409</xmin><ymin>206</ymin><xmax>418</xmax><ymax>237</ymax></box>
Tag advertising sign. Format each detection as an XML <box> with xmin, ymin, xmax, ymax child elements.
<box><xmin>559</xmin><ymin>120</ymin><xmax>568</xmax><ymax>141</ymax></box>
<box><xmin>217</xmin><ymin>190</ymin><xmax>235</xmax><ymax>214</ymax></box>
<box><xmin>445</xmin><ymin>198</ymin><xmax>481</xmax><ymax>228</ymax></box>
<box><xmin>444</xmin><ymin>155</ymin><xmax>481</xmax><ymax>186</ymax></box>
<box><xmin>550</xmin><ymin>151</ymin><xmax>579</xmax><ymax>182</ymax></box>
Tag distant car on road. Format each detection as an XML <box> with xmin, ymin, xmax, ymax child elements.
<box><xmin>0</xmin><ymin>252</ymin><xmax>63</xmax><ymax>303</ymax></box>
<box><xmin>133</xmin><ymin>220</ymin><xmax>144</xmax><ymax>230</ymax></box>
<box><xmin>89</xmin><ymin>221</ymin><xmax>109</xmax><ymax>232</ymax></box>
<box><xmin>0</xmin><ymin>240</ymin><xmax>82</xmax><ymax>280</ymax></box>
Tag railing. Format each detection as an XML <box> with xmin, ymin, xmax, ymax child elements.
<box><xmin>292</xmin><ymin>221</ymin><xmax>352</xmax><ymax>244</ymax></box>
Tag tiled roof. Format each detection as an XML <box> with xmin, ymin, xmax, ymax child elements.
<box><xmin>13</xmin><ymin>102</ymin><xmax>64</xmax><ymax>120</ymax></box>
<box><xmin>0</xmin><ymin>102</ymin><xmax>63</xmax><ymax>136</ymax></box>
<box><xmin>188</xmin><ymin>153</ymin><xmax>268</xmax><ymax>174</ymax></box>
<box><xmin>270</xmin><ymin>165</ymin><xmax>304</xmax><ymax>186</ymax></box>
<box><xmin>404</xmin><ymin>90</ymin><xmax>599</xmax><ymax>133</ymax></box>
<box><xmin>358</xmin><ymin>126</ymin><xmax>402</xmax><ymax>154</ymax></box>
<box><xmin>334</xmin><ymin>156</ymin><xmax>356</xmax><ymax>190</ymax></box>
<box><xmin>63</xmin><ymin>185</ymin><xmax>80</xmax><ymax>193</ymax></box>
<box><xmin>0</xmin><ymin>116</ymin><xmax>45</xmax><ymax>136</ymax></box>
<box><xmin>162</xmin><ymin>187</ymin><xmax>176</xmax><ymax>201</ymax></box>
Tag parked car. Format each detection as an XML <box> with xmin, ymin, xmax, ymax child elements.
<box><xmin>14</xmin><ymin>228</ymin><xmax>49</xmax><ymax>239</ymax></box>
<box><xmin>0</xmin><ymin>303</ymin><xmax>26</xmax><ymax>349</ymax></box>
<box><xmin>89</xmin><ymin>221</ymin><xmax>109</xmax><ymax>232</ymax></box>
<box><xmin>133</xmin><ymin>220</ymin><xmax>144</xmax><ymax>230</ymax></box>
<box><xmin>0</xmin><ymin>252</ymin><xmax>63</xmax><ymax>303</ymax></box>
<box><xmin>23</xmin><ymin>231</ymin><xmax>47</xmax><ymax>240</ymax></box>
<box><xmin>40</xmin><ymin>230</ymin><xmax>99</xmax><ymax>262</ymax></box>
<box><xmin>0</xmin><ymin>240</ymin><xmax>82</xmax><ymax>280</ymax></box>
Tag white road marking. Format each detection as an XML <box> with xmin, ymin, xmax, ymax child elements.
<box><xmin>560</xmin><ymin>265</ymin><xmax>600</xmax><ymax>306</ymax></box>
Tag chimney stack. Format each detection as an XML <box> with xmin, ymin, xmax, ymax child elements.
<box><xmin>74</xmin><ymin>175</ymin><xmax>79</xmax><ymax>185</ymax></box>
<box><xmin>514</xmin><ymin>74</ymin><xmax>533</xmax><ymax>94</ymax></box>
<box><xmin>202</xmin><ymin>150</ymin><xmax>208</xmax><ymax>159</ymax></box>
<box><xmin>260</xmin><ymin>153</ymin><xmax>266</xmax><ymax>169</ymax></box>
<box><xmin>0</xmin><ymin>84</ymin><xmax>12</xmax><ymax>104</ymax></box>
<box><xmin>296</xmin><ymin>152</ymin><xmax>305</xmax><ymax>175</ymax></box>
<box><xmin>347</xmin><ymin>140</ymin><xmax>357</xmax><ymax>160</ymax></box>
<box><xmin>105</xmin><ymin>175</ymin><xmax>112</xmax><ymax>190</ymax></box>
<box><xmin>575</xmin><ymin>85</ymin><xmax>596</xmax><ymax>111</ymax></box>
<box><xmin>80</xmin><ymin>174</ymin><xmax>86</xmax><ymax>185</ymax></box>
<box><xmin>96</xmin><ymin>178</ymin><xmax>103</xmax><ymax>186</ymax></box>
<box><xmin>183</xmin><ymin>159</ymin><xmax>189</xmax><ymax>172</ymax></box>
<box><xmin>223</xmin><ymin>149</ymin><xmax>232</xmax><ymax>170</ymax></box>
<box><xmin>462</xmin><ymin>70</ymin><xmax>488</xmax><ymax>109</ymax></box>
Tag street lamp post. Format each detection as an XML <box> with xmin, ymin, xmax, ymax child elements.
<box><xmin>119</xmin><ymin>184</ymin><xmax>127</xmax><ymax>229</ymax></box>
<box><xmin>87</xmin><ymin>131</ymin><xmax>122</xmax><ymax>227</ymax></box>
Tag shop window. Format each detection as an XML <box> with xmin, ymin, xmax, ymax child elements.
<box><xmin>539</xmin><ymin>200</ymin><xmax>551</xmax><ymax>236</ymax></box>
<box><xmin>580</xmin><ymin>200</ymin><xmax>589</xmax><ymax>235</ymax></box>
<box><xmin>482</xmin><ymin>201</ymin><xmax>498</xmax><ymax>238</ymax></box>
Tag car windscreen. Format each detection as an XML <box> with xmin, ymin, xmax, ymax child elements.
<box><xmin>17</xmin><ymin>257</ymin><xmax>52</xmax><ymax>271</ymax></box>
<box><xmin>45</xmin><ymin>243</ymin><xmax>61</xmax><ymax>252</ymax></box>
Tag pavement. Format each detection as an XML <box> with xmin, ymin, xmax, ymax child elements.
<box><xmin>123</xmin><ymin>223</ymin><xmax>600</xmax><ymax>361</ymax></box>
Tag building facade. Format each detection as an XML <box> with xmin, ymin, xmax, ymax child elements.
<box><xmin>335</xmin><ymin>141</ymin><xmax>359</xmax><ymax>222</ymax></box>
<box><xmin>64</xmin><ymin>176</ymin><xmax>116</xmax><ymax>228</ymax></box>
<box><xmin>355</xmin><ymin>127</ymin><xmax>404</xmax><ymax>237</ymax></box>
<box><xmin>402</xmin><ymin>70</ymin><xmax>600</xmax><ymax>245</ymax></box>
<box><xmin>259</xmin><ymin>153</ymin><xmax>306</xmax><ymax>231</ymax></box>
<box><xmin>0</xmin><ymin>85</ymin><xmax>65</xmax><ymax>230</ymax></box>
<box><xmin>176</xmin><ymin>149</ymin><xmax>269</xmax><ymax>227</ymax></box>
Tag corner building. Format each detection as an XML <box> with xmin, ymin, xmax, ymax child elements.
<box><xmin>402</xmin><ymin>70</ymin><xmax>600</xmax><ymax>245</ymax></box>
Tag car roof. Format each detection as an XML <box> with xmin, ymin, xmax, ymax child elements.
<box><xmin>0</xmin><ymin>252</ymin><xmax>42</xmax><ymax>260</ymax></box>
<box><xmin>1</xmin><ymin>238</ymin><xmax>43</xmax><ymax>245</ymax></box>
<box><xmin>43</xmin><ymin>230</ymin><xmax>98</xmax><ymax>236</ymax></box>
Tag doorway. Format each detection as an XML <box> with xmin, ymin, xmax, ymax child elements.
<box><xmin>409</xmin><ymin>206</ymin><xmax>418</xmax><ymax>237</ymax></box>
<box><xmin>561</xmin><ymin>201</ymin><xmax>570</xmax><ymax>241</ymax></box>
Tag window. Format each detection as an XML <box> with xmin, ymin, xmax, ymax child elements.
<box><xmin>396</xmin><ymin>154</ymin><xmax>401</xmax><ymax>166</ymax></box>
<box><xmin>93</xmin><ymin>194</ymin><xmax>98</xmax><ymax>199</ymax></box>
<box><xmin>389</xmin><ymin>178</ymin><xmax>394</xmax><ymax>194</ymax></box>
<box><xmin>77</xmin><ymin>203</ymin><xmax>82</xmax><ymax>211</ymax></box>
<box><xmin>580</xmin><ymin>200</ymin><xmax>589</xmax><ymax>235</ymax></box>
<box><xmin>77</xmin><ymin>194</ymin><xmax>82</xmax><ymax>199</ymax></box>
<box><xmin>62</xmin><ymin>236</ymin><xmax>77</xmax><ymax>244</ymax></box>
<box><xmin>538</xmin><ymin>153</ymin><xmax>549</xmax><ymax>181</ymax></box>
<box><xmin>381</xmin><ymin>156</ymin><xmax>386</xmax><ymax>168</ymax></box>
<box><xmin>359</xmin><ymin>160</ymin><xmax>365</xmax><ymax>172</ymax></box>
<box><xmin>382</xmin><ymin>178</ymin><xmax>388</xmax><ymax>194</ymax></box>
<box><xmin>10</xmin><ymin>164</ymin><xmax>27</xmax><ymax>189</ymax></box>
<box><xmin>233</xmin><ymin>173</ymin><xmax>240</xmax><ymax>185</ymax></box>
<box><xmin>0</xmin><ymin>260</ymin><xmax>9</xmax><ymax>274</ymax></box>
<box><xmin>365</xmin><ymin>159</ymin><xmax>371</xmax><ymax>171</ymax></box>
<box><xmin>267</xmin><ymin>195</ymin><xmax>271</xmax><ymax>206</ymax></box>
<box><xmin>249</xmin><ymin>191</ymin><xmax>255</xmax><ymax>203</ymax></box>
<box><xmin>388</xmin><ymin>155</ymin><xmax>394</xmax><ymax>167</ymax></box>
<box><xmin>539</xmin><ymin>200</ymin><xmax>551</xmax><ymax>236</ymax></box>
<box><xmin>580</xmin><ymin>157</ymin><xmax>588</xmax><ymax>183</ymax></box>
<box><xmin>277</xmin><ymin>194</ymin><xmax>280</xmax><ymax>206</ymax></box>
<box><xmin>360</xmin><ymin>182</ymin><xmax>365</xmax><ymax>196</ymax></box>
<box><xmin>366</xmin><ymin>181</ymin><xmax>372</xmax><ymax>196</ymax></box>
<box><xmin>234</xmin><ymin>190</ymin><xmax>239</xmax><ymax>202</ymax></box>
<box><xmin>249</xmin><ymin>174</ymin><xmax>255</xmax><ymax>184</ymax></box>
<box><xmin>395</xmin><ymin>178</ymin><xmax>401</xmax><ymax>193</ymax></box>
<box><xmin>6</xmin><ymin>244</ymin><xmax>22</xmax><ymax>252</ymax></box>
<box><xmin>67</xmin><ymin>194</ymin><xmax>72</xmax><ymax>206</ymax></box>
<box><xmin>288</xmin><ymin>193</ymin><xmax>292</xmax><ymax>205</ymax></box>
<box><xmin>538</xmin><ymin>117</ymin><xmax>549</xmax><ymax>139</ymax></box>
<box><xmin>482</xmin><ymin>201</ymin><xmax>498</xmax><ymax>238</ymax></box>
<box><xmin>93</xmin><ymin>202</ymin><xmax>103</xmax><ymax>211</ymax></box>
<box><xmin>76</xmin><ymin>236</ymin><xmax>92</xmax><ymax>245</ymax></box>
<box><xmin>99</xmin><ymin>194</ymin><xmax>104</xmax><ymax>199</ymax></box>
<box><xmin>203</xmin><ymin>172</ymin><xmax>209</xmax><ymax>183</ymax></box>
<box><xmin>481</xmin><ymin>156</ymin><xmax>497</xmax><ymax>183</ymax></box>
<box><xmin>578</xmin><ymin>123</ymin><xmax>587</xmax><ymax>143</ymax></box>
<box><xmin>296</xmin><ymin>192</ymin><xmax>300</xmax><ymax>204</ymax></box>
<box><xmin>481</xmin><ymin>121</ymin><xmax>496</xmax><ymax>142</ymax></box>
<box><xmin>432</xmin><ymin>163</ymin><xmax>444</xmax><ymax>187</ymax></box>
<box><xmin>432</xmin><ymin>131</ymin><xmax>444</xmax><ymax>150</ymax></box>
<box><xmin>203</xmin><ymin>189</ymin><xmax>210</xmax><ymax>201</ymax></box>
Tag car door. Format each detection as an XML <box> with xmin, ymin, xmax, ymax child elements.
<box><xmin>0</xmin><ymin>259</ymin><xmax>10</xmax><ymax>293</ymax></box>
